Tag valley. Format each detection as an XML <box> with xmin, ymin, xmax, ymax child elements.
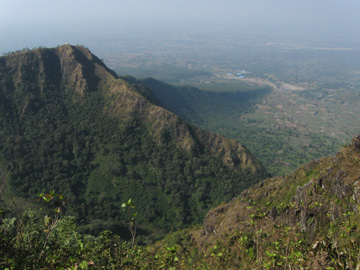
<box><xmin>98</xmin><ymin>32</ymin><xmax>360</xmax><ymax>175</ymax></box>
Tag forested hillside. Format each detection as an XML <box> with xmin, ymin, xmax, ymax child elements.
<box><xmin>0</xmin><ymin>45</ymin><xmax>269</xmax><ymax>240</ymax></box>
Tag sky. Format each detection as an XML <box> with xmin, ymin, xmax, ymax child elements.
<box><xmin>1</xmin><ymin>0</ymin><xmax>360</xmax><ymax>53</ymax></box>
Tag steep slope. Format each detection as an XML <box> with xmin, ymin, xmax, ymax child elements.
<box><xmin>0</xmin><ymin>45</ymin><xmax>269</xmax><ymax>239</ymax></box>
<box><xmin>185</xmin><ymin>135</ymin><xmax>360</xmax><ymax>269</ymax></box>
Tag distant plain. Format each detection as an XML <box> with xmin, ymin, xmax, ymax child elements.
<box><xmin>93</xmin><ymin>31</ymin><xmax>360</xmax><ymax>175</ymax></box>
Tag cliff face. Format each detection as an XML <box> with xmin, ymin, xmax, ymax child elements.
<box><xmin>1</xmin><ymin>45</ymin><xmax>111</xmax><ymax>96</ymax></box>
<box><xmin>0</xmin><ymin>45</ymin><xmax>269</xmax><ymax>236</ymax></box>
<box><xmin>188</xmin><ymin>135</ymin><xmax>360</xmax><ymax>268</ymax></box>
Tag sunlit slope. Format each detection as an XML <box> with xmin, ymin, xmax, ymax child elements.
<box><xmin>186</xmin><ymin>135</ymin><xmax>360</xmax><ymax>269</ymax></box>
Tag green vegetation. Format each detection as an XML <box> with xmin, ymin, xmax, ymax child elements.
<box><xmin>1</xmin><ymin>195</ymin><xmax>208</xmax><ymax>269</ymax></box>
<box><xmin>0</xmin><ymin>45</ymin><xmax>268</xmax><ymax>242</ymax></box>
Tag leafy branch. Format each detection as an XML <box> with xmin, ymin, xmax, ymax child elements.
<box><xmin>37</xmin><ymin>191</ymin><xmax>66</xmax><ymax>261</ymax></box>
<box><xmin>122</xmin><ymin>198</ymin><xmax>137</xmax><ymax>248</ymax></box>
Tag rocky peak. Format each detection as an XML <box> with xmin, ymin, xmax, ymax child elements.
<box><xmin>351</xmin><ymin>134</ymin><xmax>360</xmax><ymax>151</ymax></box>
<box><xmin>55</xmin><ymin>45</ymin><xmax>101</xmax><ymax>95</ymax></box>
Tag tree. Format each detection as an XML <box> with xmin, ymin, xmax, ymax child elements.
<box><xmin>122</xmin><ymin>199</ymin><xmax>137</xmax><ymax>248</ymax></box>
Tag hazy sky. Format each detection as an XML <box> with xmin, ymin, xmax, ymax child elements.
<box><xmin>1</xmin><ymin>0</ymin><xmax>360</xmax><ymax>53</ymax></box>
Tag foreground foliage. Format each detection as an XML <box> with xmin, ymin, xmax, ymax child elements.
<box><xmin>2</xmin><ymin>205</ymin><xmax>360</xmax><ymax>269</ymax></box>
<box><xmin>0</xmin><ymin>194</ymin><xmax>208</xmax><ymax>270</ymax></box>
<box><xmin>3</xmin><ymin>172</ymin><xmax>360</xmax><ymax>270</ymax></box>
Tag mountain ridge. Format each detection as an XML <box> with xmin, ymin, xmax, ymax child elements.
<box><xmin>0</xmin><ymin>44</ymin><xmax>269</xmax><ymax>238</ymax></box>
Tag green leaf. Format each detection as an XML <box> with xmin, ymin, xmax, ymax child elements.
<box><xmin>294</xmin><ymin>251</ymin><xmax>302</xmax><ymax>258</ymax></box>
<box><xmin>79</xmin><ymin>260</ymin><xmax>88</xmax><ymax>269</ymax></box>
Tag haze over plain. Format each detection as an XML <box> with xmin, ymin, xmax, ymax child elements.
<box><xmin>1</xmin><ymin>0</ymin><xmax>360</xmax><ymax>54</ymax></box>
